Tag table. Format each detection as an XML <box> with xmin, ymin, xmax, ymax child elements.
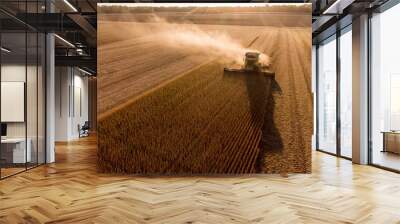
<box><xmin>382</xmin><ymin>131</ymin><xmax>400</xmax><ymax>154</ymax></box>
<box><xmin>1</xmin><ymin>138</ymin><xmax>31</xmax><ymax>164</ymax></box>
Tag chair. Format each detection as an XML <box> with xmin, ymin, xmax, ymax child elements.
<box><xmin>79</xmin><ymin>121</ymin><xmax>90</xmax><ymax>138</ymax></box>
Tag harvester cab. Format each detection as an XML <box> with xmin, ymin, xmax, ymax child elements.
<box><xmin>224</xmin><ymin>51</ymin><xmax>275</xmax><ymax>78</ymax></box>
<box><xmin>244</xmin><ymin>52</ymin><xmax>260</xmax><ymax>71</ymax></box>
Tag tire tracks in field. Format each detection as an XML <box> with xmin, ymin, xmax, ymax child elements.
<box><xmin>258</xmin><ymin>28</ymin><xmax>308</xmax><ymax>173</ymax></box>
<box><xmin>284</xmin><ymin>30</ymin><xmax>311</xmax><ymax>172</ymax></box>
<box><xmin>262</xmin><ymin>28</ymin><xmax>290</xmax><ymax>173</ymax></box>
<box><xmin>290</xmin><ymin>30</ymin><xmax>312</xmax><ymax>102</ymax></box>
<box><xmin>250</xmin><ymin>28</ymin><xmax>287</xmax><ymax>173</ymax></box>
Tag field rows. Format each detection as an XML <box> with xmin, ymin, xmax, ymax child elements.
<box><xmin>98</xmin><ymin>12</ymin><xmax>312</xmax><ymax>173</ymax></box>
<box><xmin>98</xmin><ymin>60</ymin><xmax>272</xmax><ymax>173</ymax></box>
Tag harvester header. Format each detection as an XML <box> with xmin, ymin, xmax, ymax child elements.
<box><xmin>224</xmin><ymin>51</ymin><xmax>275</xmax><ymax>78</ymax></box>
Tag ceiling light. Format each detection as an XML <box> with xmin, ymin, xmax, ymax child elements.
<box><xmin>63</xmin><ymin>0</ymin><xmax>78</xmax><ymax>12</ymax></box>
<box><xmin>54</xmin><ymin>34</ymin><xmax>75</xmax><ymax>48</ymax></box>
<box><xmin>1</xmin><ymin>47</ymin><xmax>11</xmax><ymax>53</ymax></box>
<box><xmin>323</xmin><ymin>0</ymin><xmax>355</xmax><ymax>15</ymax></box>
<box><xmin>76</xmin><ymin>48</ymin><xmax>86</xmax><ymax>55</ymax></box>
<box><xmin>78</xmin><ymin>67</ymin><xmax>94</xmax><ymax>76</ymax></box>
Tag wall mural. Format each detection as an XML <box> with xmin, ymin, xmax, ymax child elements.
<box><xmin>97</xmin><ymin>3</ymin><xmax>312</xmax><ymax>174</ymax></box>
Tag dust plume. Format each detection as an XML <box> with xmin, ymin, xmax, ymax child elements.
<box><xmin>101</xmin><ymin>14</ymin><xmax>271</xmax><ymax>67</ymax></box>
<box><xmin>149</xmin><ymin>15</ymin><xmax>271</xmax><ymax>66</ymax></box>
<box><xmin>163</xmin><ymin>25</ymin><xmax>270</xmax><ymax>66</ymax></box>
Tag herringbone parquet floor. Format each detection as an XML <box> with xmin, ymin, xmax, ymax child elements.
<box><xmin>1</xmin><ymin>136</ymin><xmax>400</xmax><ymax>224</ymax></box>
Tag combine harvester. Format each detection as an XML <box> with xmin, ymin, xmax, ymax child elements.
<box><xmin>224</xmin><ymin>51</ymin><xmax>276</xmax><ymax>154</ymax></box>
<box><xmin>224</xmin><ymin>52</ymin><xmax>275</xmax><ymax>78</ymax></box>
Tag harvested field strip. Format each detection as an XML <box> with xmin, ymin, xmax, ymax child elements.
<box><xmin>291</xmin><ymin>30</ymin><xmax>312</xmax><ymax>99</ymax></box>
<box><xmin>98</xmin><ymin>60</ymin><xmax>273</xmax><ymax>174</ymax></box>
<box><xmin>98</xmin><ymin>57</ymin><xmax>206</xmax><ymax>114</ymax></box>
<box><xmin>100</xmin><ymin>53</ymin><xmax>200</xmax><ymax>95</ymax></box>
<box><xmin>260</xmin><ymin>29</ymin><xmax>311</xmax><ymax>173</ymax></box>
<box><xmin>101</xmin><ymin>53</ymin><xmax>188</xmax><ymax>88</ymax></box>
<box><xmin>101</xmin><ymin>42</ymin><xmax>189</xmax><ymax>78</ymax></box>
<box><xmin>99</xmin><ymin>36</ymin><xmax>165</xmax><ymax>61</ymax></box>
<box><xmin>98</xmin><ymin>58</ymin><xmax>214</xmax><ymax>120</ymax></box>
<box><xmin>286</xmin><ymin>31</ymin><xmax>312</xmax><ymax>172</ymax></box>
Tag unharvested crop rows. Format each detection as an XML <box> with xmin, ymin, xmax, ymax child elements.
<box><xmin>98</xmin><ymin>61</ymin><xmax>272</xmax><ymax>173</ymax></box>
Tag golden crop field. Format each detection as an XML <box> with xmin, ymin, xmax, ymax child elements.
<box><xmin>98</xmin><ymin>61</ymin><xmax>273</xmax><ymax>173</ymax></box>
<box><xmin>98</xmin><ymin>5</ymin><xmax>312</xmax><ymax>174</ymax></box>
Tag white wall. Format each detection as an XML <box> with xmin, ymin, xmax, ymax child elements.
<box><xmin>1</xmin><ymin>64</ymin><xmax>36</xmax><ymax>138</ymax></box>
<box><xmin>1</xmin><ymin>65</ymin><xmax>26</xmax><ymax>138</ymax></box>
<box><xmin>55</xmin><ymin>66</ymin><xmax>70</xmax><ymax>141</ymax></box>
<box><xmin>72</xmin><ymin>73</ymin><xmax>89</xmax><ymax>138</ymax></box>
<box><xmin>1</xmin><ymin>63</ymin><xmax>46</xmax><ymax>164</ymax></box>
<box><xmin>1</xmin><ymin>82</ymin><xmax>25</xmax><ymax>122</ymax></box>
<box><xmin>55</xmin><ymin>67</ymin><xmax>89</xmax><ymax>141</ymax></box>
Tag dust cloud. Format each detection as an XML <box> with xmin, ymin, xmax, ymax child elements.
<box><xmin>133</xmin><ymin>15</ymin><xmax>271</xmax><ymax>66</ymax></box>
<box><xmin>161</xmin><ymin>23</ymin><xmax>271</xmax><ymax>66</ymax></box>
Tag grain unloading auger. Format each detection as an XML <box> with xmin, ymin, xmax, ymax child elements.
<box><xmin>224</xmin><ymin>52</ymin><xmax>275</xmax><ymax>78</ymax></box>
